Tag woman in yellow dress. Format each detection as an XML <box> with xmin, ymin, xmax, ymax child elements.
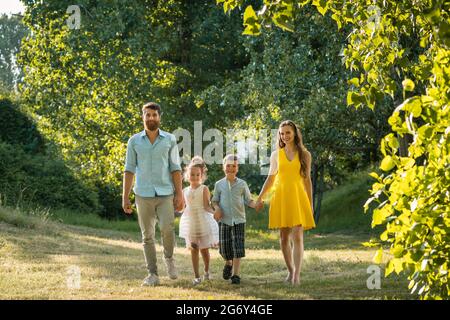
<box><xmin>256</xmin><ymin>120</ymin><xmax>316</xmax><ymax>285</ymax></box>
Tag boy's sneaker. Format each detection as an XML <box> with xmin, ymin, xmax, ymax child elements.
<box><xmin>165</xmin><ymin>257</ymin><xmax>178</xmax><ymax>279</ymax></box>
<box><xmin>230</xmin><ymin>275</ymin><xmax>241</xmax><ymax>285</ymax></box>
<box><xmin>192</xmin><ymin>277</ymin><xmax>202</xmax><ymax>286</ymax></box>
<box><xmin>222</xmin><ymin>264</ymin><xmax>232</xmax><ymax>280</ymax></box>
<box><xmin>203</xmin><ymin>272</ymin><xmax>210</xmax><ymax>281</ymax></box>
<box><xmin>142</xmin><ymin>274</ymin><xmax>160</xmax><ymax>286</ymax></box>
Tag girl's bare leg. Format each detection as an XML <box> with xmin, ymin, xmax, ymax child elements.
<box><xmin>200</xmin><ymin>248</ymin><xmax>210</xmax><ymax>274</ymax></box>
<box><xmin>191</xmin><ymin>244</ymin><xmax>200</xmax><ymax>278</ymax></box>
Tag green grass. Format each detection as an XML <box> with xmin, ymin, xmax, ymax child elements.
<box><xmin>314</xmin><ymin>171</ymin><xmax>377</xmax><ymax>234</ymax></box>
<box><xmin>0</xmin><ymin>171</ymin><xmax>416</xmax><ymax>299</ymax></box>
<box><xmin>50</xmin><ymin>209</ymin><xmax>140</xmax><ymax>233</ymax></box>
<box><xmin>0</xmin><ymin>203</ymin><xmax>415</xmax><ymax>300</ymax></box>
<box><xmin>0</xmin><ymin>205</ymin><xmax>51</xmax><ymax>229</ymax></box>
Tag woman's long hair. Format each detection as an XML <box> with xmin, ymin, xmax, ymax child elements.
<box><xmin>277</xmin><ymin>120</ymin><xmax>308</xmax><ymax>177</ymax></box>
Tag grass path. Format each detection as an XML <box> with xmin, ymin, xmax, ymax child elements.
<box><xmin>0</xmin><ymin>211</ymin><xmax>415</xmax><ymax>300</ymax></box>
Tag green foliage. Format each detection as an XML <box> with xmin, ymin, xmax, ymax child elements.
<box><xmin>217</xmin><ymin>0</ymin><xmax>450</xmax><ymax>299</ymax></box>
<box><xmin>0</xmin><ymin>142</ymin><xmax>99</xmax><ymax>212</ymax></box>
<box><xmin>0</xmin><ymin>14</ymin><xmax>29</xmax><ymax>92</ymax></box>
<box><xmin>317</xmin><ymin>170</ymin><xmax>377</xmax><ymax>234</ymax></box>
<box><xmin>0</xmin><ymin>98</ymin><xmax>45</xmax><ymax>154</ymax></box>
<box><xmin>18</xmin><ymin>0</ymin><xmax>247</xmax><ymax>217</ymax></box>
<box><xmin>0</xmin><ymin>98</ymin><xmax>99</xmax><ymax>212</ymax></box>
<box><xmin>201</xmin><ymin>6</ymin><xmax>392</xmax><ymax>210</ymax></box>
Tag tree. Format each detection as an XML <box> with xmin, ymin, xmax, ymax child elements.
<box><xmin>217</xmin><ymin>0</ymin><xmax>450</xmax><ymax>299</ymax></box>
<box><xmin>18</xmin><ymin>0</ymin><xmax>248</xmax><ymax>217</ymax></box>
<box><xmin>199</xmin><ymin>5</ymin><xmax>392</xmax><ymax>222</ymax></box>
<box><xmin>0</xmin><ymin>14</ymin><xmax>28</xmax><ymax>93</ymax></box>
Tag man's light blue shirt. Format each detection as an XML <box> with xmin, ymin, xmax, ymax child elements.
<box><xmin>212</xmin><ymin>177</ymin><xmax>252</xmax><ymax>226</ymax></box>
<box><xmin>124</xmin><ymin>129</ymin><xmax>181</xmax><ymax>197</ymax></box>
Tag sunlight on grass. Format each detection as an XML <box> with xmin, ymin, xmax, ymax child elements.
<box><xmin>0</xmin><ymin>204</ymin><xmax>415</xmax><ymax>300</ymax></box>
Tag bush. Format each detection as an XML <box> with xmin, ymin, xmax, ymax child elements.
<box><xmin>0</xmin><ymin>98</ymin><xmax>45</xmax><ymax>154</ymax></box>
<box><xmin>0</xmin><ymin>142</ymin><xmax>100</xmax><ymax>212</ymax></box>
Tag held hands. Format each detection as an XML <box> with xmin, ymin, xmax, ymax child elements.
<box><xmin>255</xmin><ymin>198</ymin><xmax>265</xmax><ymax>213</ymax></box>
<box><xmin>173</xmin><ymin>192</ymin><xmax>184</xmax><ymax>212</ymax></box>
<box><xmin>213</xmin><ymin>207</ymin><xmax>223</xmax><ymax>221</ymax></box>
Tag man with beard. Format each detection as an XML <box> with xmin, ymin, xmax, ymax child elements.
<box><xmin>122</xmin><ymin>102</ymin><xmax>184</xmax><ymax>286</ymax></box>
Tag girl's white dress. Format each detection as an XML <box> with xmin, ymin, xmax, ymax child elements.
<box><xmin>179</xmin><ymin>185</ymin><xmax>219</xmax><ymax>249</ymax></box>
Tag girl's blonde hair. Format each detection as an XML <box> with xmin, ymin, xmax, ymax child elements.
<box><xmin>184</xmin><ymin>156</ymin><xmax>208</xmax><ymax>183</ymax></box>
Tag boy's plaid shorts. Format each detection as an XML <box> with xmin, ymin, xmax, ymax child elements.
<box><xmin>219</xmin><ymin>222</ymin><xmax>245</xmax><ymax>260</ymax></box>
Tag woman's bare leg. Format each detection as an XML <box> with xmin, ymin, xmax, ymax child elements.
<box><xmin>280</xmin><ymin>228</ymin><xmax>294</xmax><ymax>282</ymax></box>
<box><xmin>292</xmin><ymin>226</ymin><xmax>304</xmax><ymax>285</ymax></box>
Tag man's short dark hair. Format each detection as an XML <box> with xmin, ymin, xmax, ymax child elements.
<box><xmin>142</xmin><ymin>102</ymin><xmax>162</xmax><ymax>115</ymax></box>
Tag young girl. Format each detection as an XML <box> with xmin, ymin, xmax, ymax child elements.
<box><xmin>179</xmin><ymin>156</ymin><xmax>219</xmax><ymax>285</ymax></box>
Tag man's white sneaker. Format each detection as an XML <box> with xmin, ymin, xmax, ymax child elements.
<box><xmin>192</xmin><ymin>277</ymin><xmax>202</xmax><ymax>286</ymax></box>
<box><xmin>142</xmin><ymin>274</ymin><xmax>160</xmax><ymax>286</ymax></box>
<box><xmin>203</xmin><ymin>272</ymin><xmax>210</xmax><ymax>281</ymax></box>
<box><xmin>165</xmin><ymin>257</ymin><xmax>178</xmax><ymax>279</ymax></box>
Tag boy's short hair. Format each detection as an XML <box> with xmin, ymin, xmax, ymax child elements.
<box><xmin>223</xmin><ymin>154</ymin><xmax>239</xmax><ymax>165</ymax></box>
<box><xmin>142</xmin><ymin>102</ymin><xmax>162</xmax><ymax>115</ymax></box>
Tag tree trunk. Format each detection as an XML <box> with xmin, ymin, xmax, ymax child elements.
<box><xmin>312</xmin><ymin>164</ymin><xmax>324</xmax><ymax>224</ymax></box>
<box><xmin>398</xmin><ymin>130</ymin><xmax>413</xmax><ymax>157</ymax></box>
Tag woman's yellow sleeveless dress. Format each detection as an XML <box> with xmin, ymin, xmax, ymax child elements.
<box><xmin>268</xmin><ymin>148</ymin><xmax>316</xmax><ymax>230</ymax></box>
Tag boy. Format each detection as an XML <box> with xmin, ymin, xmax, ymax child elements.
<box><xmin>212</xmin><ymin>154</ymin><xmax>257</xmax><ymax>284</ymax></box>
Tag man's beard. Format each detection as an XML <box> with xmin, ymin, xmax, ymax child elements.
<box><xmin>145</xmin><ymin>120</ymin><xmax>159</xmax><ymax>131</ymax></box>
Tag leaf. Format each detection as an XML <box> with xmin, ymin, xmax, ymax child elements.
<box><xmin>380</xmin><ymin>155</ymin><xmax>395</xmax><ymax>171</ymax></box>
<box><xmin>242</xmin><ymin>5</ymin><xmax>261</xmax><ymax>35</ymax></box>
<box><xmin>243</xmin><ymin>5</ymin><xmax>258</xmax><ymax>24</ymax></box>
<box><xmin>347</xmin><ymin>91</ymin><xmax>365</xmax><ymax>107</ymax></box>
<box><xmin>417</xmin><ymin>124</ymin><xmax>433</xmax><ymax>139</ymax></box>
<box><xmin>348</xmin><ymin>77</ymin><xmax>360</xmax><ymax>86</ymax></box>
<box><xmin>312</xmin><ymin>0</ymin><xmax>328</xmax><ymax>15</ymax></box>
<box><xmin>402</xmin><ymin>79</ymin><xmax>415</xmax><ymax>92</ymax></box>
<box><xmin>373</xmin><ymin>247</ymin><xmax>383</xmax><ymax>264</ymax></box>
<box><xmin>392</xmin><ymin>245</ymin><xmax>405</xmax><ymax>259</ymax></box>
<box><xmin>385</xmin><ymin>260</ymin><xmax>394</xmax><ymax>276</ymax></box>
<box><xmin>372</xmin><ymin>207</ymin><xmax>392</xmax><ymax>227</ymax></box>
<box><xmin>274</xmin><ymin>17</ymin><xmax>294</xmax><ymax>32</ymax></box>
<box><xmin>411</xmin><ymin>103</ymin><xmax>422</xmax><ymax>117</ymax></box>
<box><xmin>385</xmin><ymin>133</ymin><xmax>399</xmax><ymax>150</ymax></box>
<box><xmin>369</xmin><ymin>171</ymin><xmax>380</xmax><ymax>180</ymax></box>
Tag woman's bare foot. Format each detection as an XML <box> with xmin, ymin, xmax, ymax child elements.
<box><xmin>284</xmin><ymin>273</ymin><xmax>293</xmax><ymax>283</ymax></box>
<box><xmin>292</xmin><ymin>276</ymin><xmax>300</xmax><ymax>286</ymax></box>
